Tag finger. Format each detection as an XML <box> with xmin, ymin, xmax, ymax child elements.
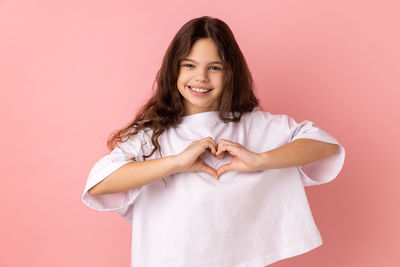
<box><xmin>200</xmin><ymin>137</ymin><xmax>217</xmax><ymax>155</ymax></box>
<box><xmin>200</xmin><ymin>161</ymin><xmax>219</xmax><ymax>179</ymax></box>
<box><xmin>209</xmin><ymin>139</ymin><xmax>218</xmax><ymax>155</ymax></box>
<box><xmin>216</xmin><ymin>143</ymin><xmax>227</xmax><ymax>157</ymax></box>
<box><xmin>218</xmin><ymin>138</ymin><xmax>240</xmax><ymax>146</ymax></box>
<box><xmin>207</xmin><ymin>141</ymin><xmax>217</xmax><ymax>155</ymax></box>
<box><xmin>217</xmin><ymin>143</ymin><xmax>240</xmax><ymax>157</ymax></box>
<box><xmin>204</xmin><ymin>136</ymin><xmax>217</xmax><ymax>145</ymax></box>
<box><xmin>217</xmin><ymin>163</ymin><xmax>234</xmax><ymax>176</ymax></box>
<box><xmin>198</xmin><ymin>139</ymin><xmax>212</xmax><ymax>154</ymax></box>
<box><xmin>216</xmin><ymin>142</ymin><xmax>226</xmax><ymax>157</ymax></box>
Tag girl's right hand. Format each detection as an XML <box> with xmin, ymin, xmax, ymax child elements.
<box><xmin>174</xmin><ymin>137</ymin><xmax>219</xmax><ymax>179</ymax></box>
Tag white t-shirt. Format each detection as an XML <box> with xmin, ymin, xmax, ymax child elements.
<box><xmin>82</xmin><ymin>108</ymin><xmax>345</xmax><ymax>267</ymax></box>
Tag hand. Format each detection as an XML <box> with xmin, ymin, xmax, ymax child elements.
<box><xmin>215</xmin><ymin>138</ymin><xmax>265</xmax><ymax>177</ymax></box>
<box><xmin>175</xmin><ymin>137</ymin><xmax>219</xmax><ymax>179</ymax></box>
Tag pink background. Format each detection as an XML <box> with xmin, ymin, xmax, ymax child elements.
<box><xmin>1</xmin><ymin>0</ymin><xmax>399</xmax><ymax>266</ymax></box>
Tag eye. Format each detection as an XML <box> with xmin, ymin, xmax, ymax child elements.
<box><xmin>182</xmin><ymin>63</ymin><xmax>194</xmax><ymax>68</ymax></box>
<box><xmin>209</xmin><ymin>66</ymin><xmax>222</xmax><ymax>71</ymax></box>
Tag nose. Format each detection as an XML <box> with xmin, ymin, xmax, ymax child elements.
<box><xmin>195</xmin><ymin>68</ymin><xmax>209</xmax><ymax>82</ymax></box>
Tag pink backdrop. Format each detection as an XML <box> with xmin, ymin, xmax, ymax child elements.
<box><xmin>1</xmin><ymin>0</ymin><xmax>399</xmax><ymax>266</ymax></box>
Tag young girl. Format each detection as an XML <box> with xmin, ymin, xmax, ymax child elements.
<box><xmin>82</xmin><ymin>16</ymin><xmax>345</xmax><ymax>267</ymax></box>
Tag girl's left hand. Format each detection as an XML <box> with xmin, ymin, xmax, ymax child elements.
<box><xmin>215</xmin><ymin>139</ymin><xmax>266</xmax><ymax>177</ymax></box>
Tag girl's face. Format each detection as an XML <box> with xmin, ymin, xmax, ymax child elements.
<box><xmin>177</xmin><ymin>38</ymin><xmax>225</xmax><ymax>116</ymax></box>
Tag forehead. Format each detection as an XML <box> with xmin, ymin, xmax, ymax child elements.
<box><xmin>183</xmin><ymin>38</ymin><xmax>223</xmax><ymax>62</ymax></box>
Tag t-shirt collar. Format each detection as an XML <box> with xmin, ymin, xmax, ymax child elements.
<box><xmin>178</xmin><ymin>110</ymin><xmax>223</xmax><ymax>127</ymax></box>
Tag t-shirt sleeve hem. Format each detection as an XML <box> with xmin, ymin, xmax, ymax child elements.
<box><xmin>81</xmin><ymin>158</ymin><xmax>143</xmax><ymax>212</ymax></box>
<box><xmin>297</xmin><ymin>141</ymin><xmax>345</xmax><ymax>186</ymax></box>
<box><xmin>286</xmin><ymin>116</ymin><xmax>346</xmax><ymax>186</ymax></box>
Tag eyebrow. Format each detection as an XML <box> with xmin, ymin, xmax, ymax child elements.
<box><xmin>181</xmin><ymin>58</ymin><xmax>224</xmax><ymax>65</ymax></box>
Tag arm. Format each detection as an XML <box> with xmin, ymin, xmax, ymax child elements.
<box><xmin>216</xmin><ymin>138</ymin><xmax>340</xmax><ymax>175</ymax></box>
<box><xmin>89</xmin><ymin>137</ymin><xmax>220</xmax><ymax>195</ymax></box>
<box><xmin>88</xmin><ymin>155</ymin><xmax>180</xmax><ymax>195</ymax></box>
<box><xmin>259</xmin><ymin>138</ymin><xmax>340</xmax><ymax>169</ymax></box>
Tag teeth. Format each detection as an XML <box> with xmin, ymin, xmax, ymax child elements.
<box><xmin>189</xmin><ymin>86</ymin><xmax>211</xmax><ymax>93</ymax></box>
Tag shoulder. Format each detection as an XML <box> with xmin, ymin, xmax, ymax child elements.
<box><xmin>113</xmin><ymin>127</ymin><xmax>156</xmax><ymax>159</ymax></box>
<box><xmin>118</xmin><ymin>127</ymin><xmax>154</xmax><ymax>149</ymax></box>
<box><xmin>241</xmin><ymin>107</ymin><xmax>289</xmax><ymax>125</ymax></box>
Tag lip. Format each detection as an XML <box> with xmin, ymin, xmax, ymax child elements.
<box><xmin>186</xmin><ymin>85</ymin><xmax>213</xmax><ymax>96</ymax></box>
<box><xmin>187</xmin><ymin>85</ymin><xmax>212</xmax><ymax>90</ymax></box>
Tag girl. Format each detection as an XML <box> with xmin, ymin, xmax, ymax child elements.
<box><xmin>82</xmin><ymin>16</ymin><xmax>345</xmax><ymax>267</ymax></box>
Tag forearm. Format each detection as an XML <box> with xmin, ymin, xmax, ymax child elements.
<box><xmin>88</xmin><ymin>155</ymin><xmax>180</xmax><ymax>195</ymax></box>
<box><xmin>259</xmin><ymin>139</ymin><xmax>340</xmax><ymax>170</ymax></box>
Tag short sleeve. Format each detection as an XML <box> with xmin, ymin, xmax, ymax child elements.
<box><xmin>287</xmin><ymin>115</ymin><xmax>346</xmax><ymax>186</ymax></box>
<box><xmin>81</xmin><ymin>129</ymin><xmax>152</xmax><ymax>224</ymax></box>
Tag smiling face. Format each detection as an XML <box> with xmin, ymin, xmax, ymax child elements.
<box><xmin>177</xmin><ymin>38</ymin><xmax>225</xmax><ymax>116</ymax></box>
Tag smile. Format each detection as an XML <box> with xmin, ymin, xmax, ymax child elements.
<box><xmin>186</xmin><ymin>85</ymin><xmax>213</xmax><ymax>96</ymax></box>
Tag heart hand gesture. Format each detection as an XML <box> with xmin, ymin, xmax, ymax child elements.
<box><xmin>175</xmin><ymin>137</ymin><xmax>265</xmax><ymax>179</ymax></box>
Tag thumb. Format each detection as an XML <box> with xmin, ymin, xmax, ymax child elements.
<box><xmin>217</xmin><ymin>163</ymin><xmax>234</xmax><ymax>177</ymax></box>
<box><xmin>200</xmin><ymin>161</ymin><xmax>219</xmax><ymax>180</ymax></box>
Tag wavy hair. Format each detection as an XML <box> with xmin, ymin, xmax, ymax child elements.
<box><xmin>107</xmin><ymin>16</ymin><xmax>260</xmax><ymax>185</ymax></box>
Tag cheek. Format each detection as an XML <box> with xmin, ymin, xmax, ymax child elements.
<box><xmin>177</xmin><ymin>79</ymin><xmax>187</xmax><ymax>94</ymax></box>
<box><xmin>216</xmin><ymin>72</ymin><xmax>225</xmax><ymax>82</ymax></box>
<box><xmin>216</xmin><ymin>76</ymin><xmax>225</xmax><ymax>87</ymax></box>
<box><xmin>177</xmin><ymin>74</ymin><xmax>188</xmax><ymax>86</ymax></box>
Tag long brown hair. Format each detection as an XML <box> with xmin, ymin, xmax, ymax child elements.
<box><xmin>107</xmin><ymin>16</ymin><xmax>260</xmax><ymax>180</ymax></box>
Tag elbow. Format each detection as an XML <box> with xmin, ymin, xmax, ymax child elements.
<box><xmin>333</xmin><ymin>144</ymin><xmax>340</xmax><ymax>155</ymax></box>
<box><xmin>87</xmin><ymin>185</ymin><xmax>102</xmax><ymax>196</ymax></box>
<box><xmin>326</xmin><ymin>143</ymin><xmax>340</xmax><ymax>157</ymax></box>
